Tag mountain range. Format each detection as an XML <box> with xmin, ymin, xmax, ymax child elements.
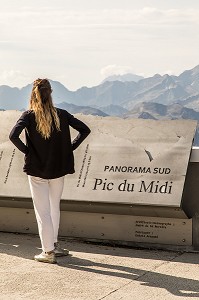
<box><xmin>1</xmin><ymin>65</ymin><xmax>199</xmax><ymax>144</ymax></box>
<box><xmin>1</xmin><ymin>65</ymin><xmax>199</xmax><ymax>112</ymax></box>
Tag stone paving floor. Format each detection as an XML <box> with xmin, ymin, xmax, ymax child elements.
<box><xmin>0</xmin><ymin>232</ymin><xmax>199</xmax><ymax>300</ymax></box>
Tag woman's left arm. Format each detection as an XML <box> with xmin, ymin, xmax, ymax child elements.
<box><xmin>66</xmin><ymin>112</ymin><xmax>91</xmax><ymax>150</ymax></box>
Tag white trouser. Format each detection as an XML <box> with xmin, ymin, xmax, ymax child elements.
<box><xmin>28</xmin><ymin>175</ymin><xmax>65</xmax><ymax>252</ymax></box>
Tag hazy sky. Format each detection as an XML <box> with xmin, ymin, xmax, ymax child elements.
<box><xmin>1</xmin><ymin>0</ymin><xmax>199</xmax><ymax>90</ymax></box>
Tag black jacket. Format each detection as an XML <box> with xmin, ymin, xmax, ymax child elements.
<box><xmin>9</xmin><ymin>108</ymin><xmax>91</xmax><ymax>179</ymax></box>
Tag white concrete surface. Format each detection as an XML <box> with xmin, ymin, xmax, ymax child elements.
<box><xmin>0</xmin><ymin>232</ymin><xmax>198</xmax><ymax>300</ymax></box>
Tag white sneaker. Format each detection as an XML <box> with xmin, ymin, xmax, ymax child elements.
<box><xmin>54</xmin><ymin>242</ymin><xmax>69</xmax><ymax>257</ymax></box>
<box><xmin>34</xmin><ymin>251</ymin><xmax>57</xmax><ymax>264</ymax></box>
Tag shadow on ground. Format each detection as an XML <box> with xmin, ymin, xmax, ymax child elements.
<box><xmin>58</xmin><ymin>255</ymin><xmax>199</xmax><ymax>298</ymax></box>
<box><xmin>0</xmin><ymin>231</ymin><xmax>199</xmax><ymax>298</ymax></box>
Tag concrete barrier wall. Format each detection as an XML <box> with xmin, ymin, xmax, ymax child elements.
<box><xmin>0</xmin><ymin>111</ymin><xmax>198</xmax><ymax>251</ymax></box>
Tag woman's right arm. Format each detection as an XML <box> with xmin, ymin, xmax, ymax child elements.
<box><xmin>9</xmin><ymin>112</ymin><xmax>29</xmax><ymax>154</ymax></box>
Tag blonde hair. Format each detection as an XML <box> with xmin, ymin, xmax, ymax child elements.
<box><xmin>29</xmin><ymin>78</ymin><xmax>60</xmax><ymax>139</ymax></box>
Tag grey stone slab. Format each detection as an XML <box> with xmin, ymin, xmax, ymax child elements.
<box><xmin>0</xmin><ymin>111</ymin><xmax>197</xmax><ymax>209</ymax></box>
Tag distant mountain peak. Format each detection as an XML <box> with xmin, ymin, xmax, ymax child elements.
<box><xmin>179</xmin><ymin>64</ymin><xmax>199</xmax><ymax>78</ymax></box>
<box><xmin>138</xmin><ymin>111</ymin><xmax>157</xmax><ymax>120</ymax></box>
<box><xmin>153</xmin><ymin>74</ymin><xmax>162</xmax><ymax>78</ymax></box>
<box><xmin>191</xmin><ymin>64</ymin><xmax>199</xmax><ymax>75</ymax></box>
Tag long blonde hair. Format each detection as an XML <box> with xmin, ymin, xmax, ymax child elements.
<box><xmin>29</xmin><ymin>78</ymin><xmax>60</xmax><ymax>139</ymax></box>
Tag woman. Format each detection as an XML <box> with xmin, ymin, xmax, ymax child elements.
<box><xmin>9</xmin><ymin>78</ymin><xmax>91</xmax><ymax>264</ymax></box>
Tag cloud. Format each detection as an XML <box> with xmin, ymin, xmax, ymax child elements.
<box><xmin>1</xmin><ymin>7</ymin><xmax>199</xmax><ymax>30</ymax></box>
<box><xmin>0</xmin><ymin>70</ymin><xmax>32</xmax><ymax>88</ymax></box>
<box><xmin>161</xmin><ymin>70</ymin><xmax>175</xmax><ymax>76</ymax></box>
<box><xmin>0</xmin><ymin>6</ymin><xmax>198</xmax><ymax>48</ymax></box>
<box><xmin>0</xmin><ymin>3</ymin><xmax>198</xmax><ymax>89</ymax></box>
<box><xmin>101</xmin><ymin>65</ymin><xmax>134</xmax><ymax>77</ymax></box>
